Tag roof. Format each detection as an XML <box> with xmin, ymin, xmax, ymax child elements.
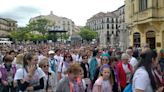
<box><xmin>4</xmin><ymin>18</ymin><xmax>17</xmax><ymax>22</ymax></box>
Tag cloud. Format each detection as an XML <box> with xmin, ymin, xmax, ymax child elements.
<box><xmin>0</xmin><ymin>6</ymin><xmax>41</xmax><ymax>26</ymax></box>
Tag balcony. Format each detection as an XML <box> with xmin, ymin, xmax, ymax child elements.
<box><xmin>132</xmin><ymin>7</ymin><xmax>162</xmax><ymax>25</ymax></box>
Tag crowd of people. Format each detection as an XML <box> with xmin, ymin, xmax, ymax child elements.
<box><xmin>0</xmin><ymin>43</ymin><xmax>164</xmax><ymax>92</ymax></box>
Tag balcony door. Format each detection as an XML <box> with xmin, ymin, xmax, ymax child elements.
<box><xmin>133</xmin><ymin>32</ymin><xmax>141</xmax><ymax>47</ymax></box>
<box><xmin>146</xmin><ymin>31</ymin><xmax>156</xmax><ymax>49</ymax></box>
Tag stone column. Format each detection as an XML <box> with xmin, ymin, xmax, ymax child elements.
<box><xmin>99</xmin><ymin>30</ymin><xmax>107</xmax><ymax>48</ymax></box>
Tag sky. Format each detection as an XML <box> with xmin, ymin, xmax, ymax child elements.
<box><xmin>0</xmin><ymin>0</ymin><xmax>124</xmax><ymax>27</ymax></box>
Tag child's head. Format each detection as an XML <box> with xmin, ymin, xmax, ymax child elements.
<box><xmin>100</xmin><ymin>64</ymin><xmax>111</xmax><ymax>80</ymax></box>
<box><xmin>67</xmin><ymin>63</ymin><xmax>81</xmax><ymax>81</ymax></box>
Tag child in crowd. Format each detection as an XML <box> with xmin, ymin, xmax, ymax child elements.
<box><xmin>92</xmin><ymin>64</ymin><xmax>113</xmax><ymax>92</ymax></box>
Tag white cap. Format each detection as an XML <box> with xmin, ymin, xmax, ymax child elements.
<box><xmin>48</xmin><ymin>50</ymin><xmax>55</xmax><ymax>54</ymax></box>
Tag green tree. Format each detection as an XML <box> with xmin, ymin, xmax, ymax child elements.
<box><xmin>10</xmin><ymin>27</ymin><xmax>29</xmax><ymax>42</ymax></box>
<box><xmin>79</xmin><ymin>27</ymin><xmax>97</xmax><ymax>41</ymax></box>
<box><xmin>47</xmin><ymin>33</ymin><xmax>58</xmax><ymax>42</ymax></box>
<box><xmin>27</xmin><ymin>18</ymin><xmax>49</xmax><ymax>36</ymax></box>
<box><xmin>61</xmin><ymin>33</ymin><xmax>69</xmax><ymax>40</ymax></box>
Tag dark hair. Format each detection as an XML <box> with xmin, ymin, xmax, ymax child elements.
<box><xmin>92</xmin><ymin>50</ymin><xmax>98</xmax><ymax>57</ymax></box>
<box><xmin>137</xmin><ymin>50</ymin><xmax>157</xmax><ymax>91</ymax></box>
<box><xmin>9</xmin><ymin>50</ymin><xmax>15</xmax><ymax>55</ymax></box>
<box><xmin>3</xmin><ymin>55</ymin><xmax>14</xmax><ymax>62</ymax></box>
<box><xmin>109</xmin><ymin>56</ymin><xmax>118</xmax><ymax>65</ymax></box>
<box><xmin>128</xmin><ymin>46</ymin><xmax>133</xmax><ymax>50</ymax></box>
<box><xmin>81</xmin><ymin>53</ymin><xmax>88</xmax><ymax>59</ymax></box>
<box><xmin>55</xmin><ymin>49</ymin><xmax>60</xmax><ymax>53</ymax></box>
<box><xmin>63</xmin><ymin>52</ymin><xmax>73</xmax><ymax>61</ymax></box>
<box><xmin>23</xmin><ymin>52</ymin><xmax>35</xmax><ymax>68</ymax></box>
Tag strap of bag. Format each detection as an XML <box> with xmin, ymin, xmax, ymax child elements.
<box><xmin>46</xmin><ymin>73</ymin><xmax>50</xmax><ymax>92</ymax></box>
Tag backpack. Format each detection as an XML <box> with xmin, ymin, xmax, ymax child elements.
<box><xmin>123</xmin><ymin>83</ymin><xmax>132</xmax><ymax>92</ymax></box>
<box><xmin>123</xmin><ymin>73</ymin><xmax>134</xmax><ymax>92</ymax></box>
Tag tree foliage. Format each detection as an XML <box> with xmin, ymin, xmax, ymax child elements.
<box><xmin>79</xmin><ymin>27</ymin><xmax>97</xmax><ymax>41</ymax></box>
<box><xmin>27</xmin><ymin>18</ymin><xmax>49</xmax><ymax>35</ymax></box>
<box><xmin>10</xmin><ymin>27</ymin><xmax>29</xmax><ymax>41</ymax></box>
<box><xmin>10</xmin><ymin>18</ymin><xmax>66</xmax><ymax>43</ymax></box>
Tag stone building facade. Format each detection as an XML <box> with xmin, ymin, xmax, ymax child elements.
<box><xmin>125</xmin><ymin>0</ymin><xmax>164</xmax><ymax>51</ymax></box>
<box><xmin>0</xmin><ymin>18</ymin><xmax>17</xmax><ymax>37</ymax></box>
<box><xmin>30</xmin><ymin>11</ymin><xmax>78</xmax><ymax>36</ymax></box>
<box><xmin>86</xmin><ymin>5</ymin><xmax>128</xmax><ymax>51</ymax></box>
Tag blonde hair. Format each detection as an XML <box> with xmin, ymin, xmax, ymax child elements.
<box><xmin>121</xmin><ymin>53</ymin><xmax>130</xmax><ymax>60</ymax></box>
<box><xmin>16</xmin><ymin>54</ymin><xmax>24</xmax><ymax>64</ymax></box>
<box><xmin>39</xmin><ymin>58</ymin><xmax>49</xmax><ymax>67</ymax></box>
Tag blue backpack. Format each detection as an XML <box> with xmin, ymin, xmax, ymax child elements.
<box><xmin>123</xmin><ymin>83</ymin><xmax>132</xmax><ymax>92</ymax></box>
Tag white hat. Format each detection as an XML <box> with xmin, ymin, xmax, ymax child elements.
<box><xmin>48</xmin><ymin>50</ymin><xmax>54</xmax><ymax>54</ymax></box>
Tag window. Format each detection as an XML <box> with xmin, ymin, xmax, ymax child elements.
<box><xmin>111</xmin><ymin>18</ymin><xmax>114</xmax><ymax>23</ymax></box>
<box><xmin>107</xmin><ymin>24</ymin><xmax>109</xmax><ymax>29</ymax></box>
<box><xmin>116</xmin><ymin>24</ymin><xmax>118</xmax><ymax>29</ymax></box>
<box><xmin>107</xmin><ymin>18</ymin><xmax>109</xmax><ymax>23</ymax></box>
<box><xmin>107</xmin><ymin>31</ymin><xmax>110</xmax><ymax>42</ymax></box>
<box><xmin>139</xmin><ymin>0</ymin><xmax>147</xmax><ymax>11</ymax></box>
<box><xmin>112</xmin><ymin>24</ymin><xmax>114</xmax><ymax>29</ymax></box>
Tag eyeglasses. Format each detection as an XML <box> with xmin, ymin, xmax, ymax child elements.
<box><xmin>43</xmin><ymin>65</ymin><xmax>49</xmax><ymax>68</ymax></box>
<box><xmin>102</xmin><ymin>59</ymin><xmax>108</xmax><ymax>61</ymax></box>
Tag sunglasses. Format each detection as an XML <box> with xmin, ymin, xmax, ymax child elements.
<box><xmin>102</xmin><ymin>59</ymin><xmax>108</xmax><ymax>61</ymax></box>
<box><xmin>43</xmin><ymin>65</ymin><xmax>49</xmax><ymax>68</ymax></box>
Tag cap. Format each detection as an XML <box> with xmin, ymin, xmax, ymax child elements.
<box><xmin>101</xmin><ymin>53</ymin><xmax>110</xmax><ymax>59</ymax></box>
<box><xmin>48</xmin><ymin>50</ymin><xmax>55</xmax><ymax>54</ymax></box>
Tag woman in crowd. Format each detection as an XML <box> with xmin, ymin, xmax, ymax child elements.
<box><xmin>0</xmin><ymin>55</ymin><xmax>17</xmax><ymax>92</ymax></box>
<box><xmin>80</xmin><ymin>53</ymin><xmax>91</xmax><ymax>92</ymax></box>
<box><xmin>56</xmin><ymin>63</ymin><xmax>82</xmax><ymax>92</ymax></box>
<box><xmin>39</xmin><ymin>58</ymin><xmax>57</xmax><ymax>92</ymax></box>
<box><xmin>117</xmin><ymin>53</ymin><xmax>133</xmax><ymax>92</ymax></box>
<box><xmin>92</xmin><ymin>53</ymin><xmax>110</xmax><ymax>86</ymax></box>
<box><xmin>57</xmin><ymin>52</ymin><xmax>73</xmax><ymax>80</ymax></box>
<box><xmin>14</xmin><ymin>52</ymin><xmax>45</xmax><ymax>92</ymax></box>
<box><xmin>109</xmin><ymin>56</ymin><xmax>120</xmax><ymax>92</ymax></box>
<box><xmin>80</xmin><ymin>53</ymin><xmax>90</xmax><ymax>79</ymax></box>
<box><xmin>132</xmin><ymin>49</ymin><xmax>164</xmax><ymax>92</ymax></box>
<box><xmin>92</xmin><ymin>64</ymin><xmax>113</xmax><ymax>92</ymax></box>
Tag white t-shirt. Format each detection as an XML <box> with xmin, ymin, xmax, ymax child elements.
<box><xmin>54</xmin><ymin>55</ymin><xmax>63</xmax><ymax>65</ymax></box>
<box><xmin>129</xmin><ymin>57</ymin><xmax>138</xmax><ymax>70</ymax></box>
<box><xmin>71</xmin><ymin>54</ymin><xmax>77</xmax><ymax>62</ymax></box>
<box><xmin>57</xmin><ymin>61</ymin><xmax>69</xmax><ymax>78</ymax></box>
<box><xmin>132</xmin><ymin>67</ymin><xmax>153</xmax><ymax>92</ymax></box>
<box><xmin>14</xmin><ymin>67</ymin><xmax>45</xmax><ymax>92</ymax></box>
